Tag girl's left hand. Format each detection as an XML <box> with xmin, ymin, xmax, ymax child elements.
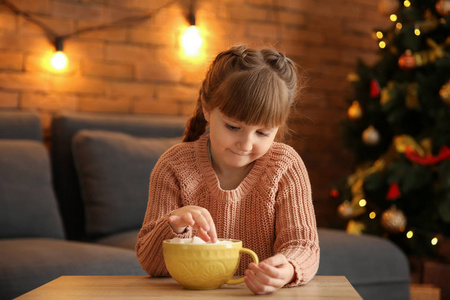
<box><xmin>244</xmin><ymin>253</ymin><xmax>294</xmax><ymax>295</ymax></box>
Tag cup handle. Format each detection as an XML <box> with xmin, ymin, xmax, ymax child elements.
<box><xmin>226</xmin><ymin>248</ymin><xmax>259</xmax><ymax>285</ymax></box>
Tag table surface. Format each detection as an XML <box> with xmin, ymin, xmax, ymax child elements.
<box><xmin>16</xmin><ymin>275</ymin><xmax>362</xmax><ymax>299</ymax></box>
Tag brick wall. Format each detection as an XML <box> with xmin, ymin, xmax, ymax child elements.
<box><xmin>0</xmin><ymin>0</ymin><xmax>391</xmax><ymax>227</ymax></box>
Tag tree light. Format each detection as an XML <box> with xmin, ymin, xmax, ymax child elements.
<box><xmin>379</xmin><ymin>41</ymin><xmax>386</xmax><ymax>49</ymax></box>
<box><xmin>404</xmin><ymin>0</ymin><xmax>411</xmax><ymax>7</ymax></box>
<box><xmin>369</xmin><ymin>212</ymin><xmax>376</xmax><ymax>219</ymax></box>
<box><xmin>181</xmin><ymin>26</ymin><xmax>202</xmax><ymax>57</ymax></box>
<box><xmin>406</xmin><ymin>230</ymin><xmax>413</xmax><ymax>238</ymax></box>
<box><xmin>431</xmin><ymin>237</ymin><xmax>438</xmax><ymax>245</ymax></box>
<box><xmin>376</xmin><ymin>31</ymin><xmax>384</xmax><ymax>39</ymax></box>
<box><xmin>359</xmin><ymin>199</ymin><xmax>367</xmax><ymax>207</ymax></box>
<box><xmin>390</xmin><ymin>14</ymin><xmax>398</xmax><ymax>22</ymax></box>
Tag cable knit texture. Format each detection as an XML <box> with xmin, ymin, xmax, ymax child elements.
<box><xmin>136</xmin><ymin>134</ymin><xmax>320</xmax><ymax>287</ymax></box>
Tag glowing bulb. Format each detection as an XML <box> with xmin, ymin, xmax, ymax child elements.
<box><xmin>396</xmin><ymin>23</ymin><xmax>403</xmax><ymax>30</ymax></box>
<box><xmin>406</xmin><ymin>231</ymin><xmax>413</xmax><ymax>238</ymax></box>
<box><xmin>376</xmin><ymin>31</ymin><xmax>384</xmax><ymax>39</ymax></box>
<box><xmin>181</xmin><ymin>26</ymin><xmax>203</xmax><ymax>57</ymax></box>
<box><xmin>51</xmin><ymin>51</ymin><xmax>68</xmax><ymax>70</ymax></box>
<box><xmin>414</xmin><ymin>28</ymin><xmax>421</xmax><ymax>36</ymax></box>
<box><xmin>431</xmin><ymin>237</ymin><xmax>438</xmax><ymax>245</ymax></box>
<box><xmin>369</xmin><ymin>212</ymin><xmax>376</xmax><ymax>219</ymax></box>
<box><xmin>379</xmin><ymin>41</ymin><xmax>386</xmax><ymax>49</ymax></box>
<box><xmin>390</xmin><ymin>14</ymin><xmax>398</xmax><ymax>22</ymax></box>
<box><xmin>359</xmin><ymin>199</ymin><xmax>367</xmax><ymax>207</ymax></box>
<box><xmin>404</xmin><ymin>0</ymin><xmax>411</xmax><ymax>7</ymax></box>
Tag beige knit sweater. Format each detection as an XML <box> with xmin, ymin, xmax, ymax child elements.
<box><xmin>136</xmin><ymin>134</ymin><xmax>320</xmax><ymax>286</ymax></box>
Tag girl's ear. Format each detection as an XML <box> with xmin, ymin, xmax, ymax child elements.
<box><xmin>201</xmin><ymin>97</ymin><xmax>210</xmax><ymax>122</ymax></box>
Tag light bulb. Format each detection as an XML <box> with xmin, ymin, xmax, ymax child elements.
<box><xmin>390</xmin><ymin>14</ymin><xmax>398</xmax><ymax>22</ymax></box>
<box><xmin>404</xmin><ymin>0</ymin><xmax>411</xmax><ymax>7</ymax></box>
<box><xmin>181</xmin><ymin>26</ymin><xmax>202</xmax><ymax>57</ymax></box>
<box><xmin>406</xmin><ymin>231</ymin><xmax>413</xmax><ymax>238</ymax></box>
<box><xmin>51</xmin><ymin>51</ymin><xmax>68</xmax><ymax>70</ymax></box>
<box><xmin>431</xmin><ymin>237</ymin><xmax>438</xmax><ymax>245</ymax></box>
<box><xmin>379</xmin><ymin>41</ymin><xmax>386</xmax><ymax>48</ymax></box>
<box><xmin>369</xmin><ymin>212</ymin><xmax>376</xmax><ymax>219</ymax></box>
<box><xmin>359</xmin><ymin>199</ymin><xmax>367</xmax><ymax>207</ymax></box>
<box><xmin>376</xmin><ymin>31</ymin><xmax>384</xmax><ymax>39</ymax></box>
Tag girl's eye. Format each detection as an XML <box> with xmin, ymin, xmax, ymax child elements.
<box><xmin>225</xmin><ymin>124</ymin><xmax>239</xmax><ymax>131</ymax></box>
<box><xmin>257</xmin><ymin>131</ymin><xmax>270</xmax><ymax>137</ymax></box>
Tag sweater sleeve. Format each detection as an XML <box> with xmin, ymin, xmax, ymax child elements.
<box><xmin>273</xmin><ymin>149</ymin><xmax>320</xmax><ymax>287</ymax></box>
<box><xmin>135</xmin><ymin>153</ymin><xmax>193</xmax><ymax>277</ymax></box>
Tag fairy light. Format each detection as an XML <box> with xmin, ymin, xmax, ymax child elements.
<box><xmin>406</xmin><ymin>230</ymin><xmax>414</xmax><ymax>239</ymax></box>
<box><xmin>390</xmin><ymin>14</ymin><xmax>398</xmax><ymax>22</ymax></box>
<box><xmin>431</xmin><ymin>237</ymin><xmax>438</xmax><ymax>245</ymax></box>
<box><xmin>396</xmin><ymin>23</ymin><xmax>403</xmax><ymax>30</ymax></box>
<box><xmin>376</xmin><ymin>31</ymin><xmax>384</xmax><ymax>39</ymax></box>
<box><xmin>359</xmin><ymin>199</ymin><xmax>367</xmax><ymax>207</ymax></box>
<box><xmin>50</xmin><ymin>38</ymin><xmax>68</xmax><ymax>70</ymax></box>
<box><xmin>404</xmin><ymin>0</ymin><xmax>411</xmax><ymax>7</ymax></box>
<box><xmin>379</xmin><ymin>41</ymin><xmax>386</xmax><ymax>49</ymax></box>
<box><xmin>369</xmin><ymin>212</ymin><xmax>376</xmax><ymax>219</ymax></box>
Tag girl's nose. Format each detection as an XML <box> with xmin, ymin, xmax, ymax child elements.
<box><xmin>238</xmin><ymin>135</ymin><xmax>253</xmax><ymax>152</ymax></box>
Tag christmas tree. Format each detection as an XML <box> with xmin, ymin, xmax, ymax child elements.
<box><xmin>335</xmin><ymin>0</ymin><xmax>450</xmax><ymax>260</ymax></box>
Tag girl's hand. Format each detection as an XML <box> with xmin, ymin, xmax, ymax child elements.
<box><xmin>167</xmin><ymin>205</ymin><xmax>218</xmax><ymax>243</ymax></box>
<box><xmin>244</xmin><ymin>253</ymin><xmax>295</xmax><ymax>295</ymax></box>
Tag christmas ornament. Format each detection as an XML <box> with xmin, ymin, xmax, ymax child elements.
<box><xmin>329</xmin><ymin>188</ymin><xmax>340</xmax><ymax>198</ymax></box>
<box><xmin>436</xmin><ymin>0</ymin><xmax>450</xmax><ymax>16</ymax></box>
<box><xmin>440</xmin><ymin>80</ymin><xmax>450</xmax><ymax>105</ymax></box>
<box><xmin>405</xmin><ymin>145</ymin><xmax>450</xmax><ymax>165</ymax></box>
<box><xmin>338</xmin><ymin>201</ymin><xmax>354</xmax><ymax>219</ymax></box>
<box><xmin>381</xmin><ymin>206</ymin><xmax>406</xmax><ymax>233</ymax></box>
<box><xmin>370</xmin><ymin>79</ymin><xmax>381</xmax><ymax>98</ymax></box>
<box><xmin>398</xmin><ymin>50</ymin><xmax>415</xmax><ymax>69</ymax></box>
<box><xmin>362</xmin><ymin>125</ymin><xmax>380</xmax><ymax>146</ymax></box>
<box><xmin>346</xmin><ymin>220</ymin><xmax>366</xmax><ymax>235</ymax></box>
<box><xmin>386</xmin><ymin>182</ymin><xmax>401</xmax><ymax>200</ymax></box>
<box><xmin>377</xmin><ymin>0</ymin><xmax>400</xmax><ymax>16</ymax></box>
<box><xmin>348</xmin><ymin>101</ymin><xmax>362</xmax><ymax>120</ymax></box>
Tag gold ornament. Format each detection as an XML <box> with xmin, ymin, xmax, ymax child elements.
<box><xmin>346</xmin><ymin>220</ymin><xmax>366</xmax><ymax>235</ymax></box>
<box><xmin>381</xmin><ymin>207</ymin><xmax>407</xmax><ymax>233</ymax></box>
<box><xmin>338</xmin><ymin>201</ymin><xmax>354</xmax><ymax>219</ymax></box>
<box><xmin>348</xmin><ymin>101</ymin><xmax>362</xmax><ymax>120</ymax></box>
<box><xmin>436</xmin><ymin>0</ymin><xmax>450</xmax><ymax>16</ymax></box>
<box><xmin>378</xmin><ymin>0</ymin><xmax>400</xmax><ymax>16</ymax></box>
<box><xmin>362</xmin><ymin>125</ymin><xmax>380</xmax><ymax>146</ymax></box>
<box><xmin>440</xmin><ymin>80</ymin><xmax>450</xmax><ymax>105</ymax></box>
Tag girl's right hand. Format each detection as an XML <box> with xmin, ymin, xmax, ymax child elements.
<box><xmin>167</xmin><ymin>206</ymin><xmax>218</xmax><ymax>243</ymax></box>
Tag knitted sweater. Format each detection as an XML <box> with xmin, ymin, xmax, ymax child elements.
<box><xmin>136</xmin><ymin>134</ymin><xmax>320</xmax><ymax>286</ymax></box>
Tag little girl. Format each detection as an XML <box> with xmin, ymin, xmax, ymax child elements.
<box><xmin>136</xmin><ymin>45</ymin><xmax>320</xmax><ymax>294</ymax></box>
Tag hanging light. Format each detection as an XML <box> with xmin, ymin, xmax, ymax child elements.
<box><xmin>50</xmin><ymin>38</ymin><xmax>68</xmax><ymax>70</ymax></box>
<box><xmin>181</xmin><ymin>3</ymin><xmax>202</xmax><ymax>57</ymax></box>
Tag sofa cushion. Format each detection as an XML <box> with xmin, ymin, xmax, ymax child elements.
<box><xmin>51</xmin><ymin>111</ymin><xmax>186</xmax><ymax>240</ymax></box>
<box><xmin>0</xmin><ymin>238</ymin><xmax>146</xmax><ymax>299</ymax></box>
<box><xmin>0</xmin><ymin>140</ymin><xmax>65</xmax><ymax>239</ymax></box>
<box><xmin>72</xmin><ymin>129</ymin><xmax>181</xmax><ymax>237</ymax></box>
<box><xmin>0</xmin><ymin>110</ymin><xmax>42</xmax><ymax>141</ymax></box>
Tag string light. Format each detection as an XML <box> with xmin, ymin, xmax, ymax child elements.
<box><xmin>404</xmin><ymin>0</ymin><xmax>411</xmax><ymax>7</ymax></box>
<box><xmin>359</xmin><ymin>199</ymin><xmax>367</xmax><ymax>207</ymax></box>
<box><xmin>180</xmin><ymin>2</ymin><xmax>202</xmax><ymax>57</ymax></box>
<box><xmin>379</xmin><ymin>41</ymin><xmax>387</xmax><ymax>49</ymax></box>
<box><xmin>376</xmin><ymin>31</ymin><xmax>384</xmax><ymax>39</ymax></box>
<box><xmin>369</xmin><ymin>212</ymin><xmax>376</xmax><ymax>219</ymax></box>
<box><xmin>406</xmin><ymin>230</ymin><xmax>414</xmax><ymax>238</ymax></box>
<box><xmin>390</xmin><ymin>14</ymin><xmax>398</xmax><ymax>22</ymax></box>
<box><xmin>431</xmin><ymin>237</ymin><xmax>438</xmax><ymax>245</ymax></box>
<box><xmin>414</xmin><ymin>27</ymin><xmax>421</xmax><ymax>36</ymax></box>
<box><xmin>396</xmin><ymin>23</ymin><xmax>403</xmax><ymax>30</ymax></box>
<box><xmin>50</xmin><ymin>38</ymin><xmax>68</xmax><ymax>70</ymax></box>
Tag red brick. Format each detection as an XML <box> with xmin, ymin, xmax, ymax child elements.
<box><xmin>51</xmin><ymin>1</ymin><xmax>103</xmax><ymax>20</ymax></box>
<box><xmin>0</xmin><ymin>91</ymin><xmax>19</xmax><ymax>107</ymax></box>
<box><xmin>0</xmin><ymin>12</ymin><xmax>16</xmax><ymax>32</ymax></box>
<box><xmin>0</xmin><ymin>73</ymin><xmax>50</xmax><ymax>91</ymax></box>
<box><xmin>50</xmin><ymin>76</ymin><xmax>106</xmax><ymax>94</ymax></box>
<box><xmin>82</xmin><ymin>60</ymin><xmax>133</xmax><ymax>80</ymax></box>
<box><xmin>132</xmin><ymin>98</ymin><xmax>180</xmax><ymax>115</ymax></box>
<box><xmin>7</xmin><ymin>0</ymin><xmax>50</xmax><ymax>14</ymax></box>
<box><xmin>136</xmin><ymin>62</ymin><xmax>182</xmax><ymax>82</ymax></box>
<box><xmin>109</xmin><ymin>81</ymin><xmax>154</xmax><ymax>97</ymax></box>
<box><xmin>0</xmin><ymin>51</ymin><xmax>23</xmax><ymax>70</ymax></box>
<box><xmin>78</xmin><ymin>96</ymin><xmax>131</xmax><ymax>113</ymax></box>
<box><xmin>105</xmin><ymin>43</ymin><xmax>154</xmax><ymax>62</ymax></box>
<box><xmin>21</xmin><ymin>92</ymin><xmax>78</xmax><ymax>111</ymax></box>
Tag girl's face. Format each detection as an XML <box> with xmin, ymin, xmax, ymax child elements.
<box><xmin>203</xmin><ymin>107</ymin><xmax>279</xmax><ymax>170</ymax></box>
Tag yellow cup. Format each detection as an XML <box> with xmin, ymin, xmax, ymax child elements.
<box><xmin>162</xmin><ymin>239</ymin><xmax>259</xmax><ymax>289</ymax></box>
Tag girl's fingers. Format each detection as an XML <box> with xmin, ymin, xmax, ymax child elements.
<box><xmin>248</xmin><ymin>263</ymin><xmax>284</xmax><ymax>287</ymax></box>
<box><xmin>244</xmin><ymin>269</ymin><xmax>275</xmax><ymax>295</ymax></box>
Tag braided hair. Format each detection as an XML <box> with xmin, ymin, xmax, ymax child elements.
<box><xmin>183</xmin><ymin>45</ymin><xmax>299</xmax><ymax>142</ymax></box>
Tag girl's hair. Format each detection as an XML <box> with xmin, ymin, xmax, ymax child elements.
<box><xmin>183</xmin><ymin>44</ymin><xmax>299</xmax><ymax>142</ymax></box>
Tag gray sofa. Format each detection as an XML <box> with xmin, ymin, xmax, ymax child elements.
<box><xmin>0</xmin><ymin>110</ymin><xmax>411</xmax><ymax>299</ymax></box>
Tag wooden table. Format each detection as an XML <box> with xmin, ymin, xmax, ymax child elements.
<box><xmin>16</xmin><ymin>276</ymin><xmax>362</xmax><ymax>299</ymax></box>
